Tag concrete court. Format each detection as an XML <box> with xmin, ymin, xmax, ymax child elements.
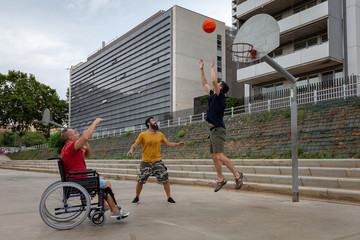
<box><xmin>1</xmin><ymin>168</ymin><xmax>360</xmax><ymax>240</ymax></box>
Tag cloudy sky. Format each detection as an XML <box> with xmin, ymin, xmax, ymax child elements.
<box><xmin>0</xmin><ymin>0</ymin><xmax>232</xmax><ymax>100</ymax></box>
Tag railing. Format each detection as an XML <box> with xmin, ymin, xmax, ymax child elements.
<box><xmin>31</xmin><ymin>75</ymin><xmax>359</xmax><ymax>148</ymax></box>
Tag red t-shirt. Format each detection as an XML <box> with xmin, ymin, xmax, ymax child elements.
<box><xmin>61</xmin><ymin>141</ymin><xmax>87</xmax><ymax>178</ymax></box>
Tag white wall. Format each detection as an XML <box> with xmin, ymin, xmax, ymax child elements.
<box><xmin>172</xmin><ymin>6</ymin><xmax>226</xmax><ymax>112</ymax></box>
<box><xmin>346</xmin><ymin>0</ymin><xmax>360</xmax><ymax>76</ymax></box>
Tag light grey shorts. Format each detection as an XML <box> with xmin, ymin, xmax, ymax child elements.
<box><xmin>209</xmin><ymin>127</ymin><xmax>226</xmax><ymax>154</ymax></box>
<box><xmin>99</xmin><ymin>177</ymin><xmax>107</xmax><ymax>189</ymax></box>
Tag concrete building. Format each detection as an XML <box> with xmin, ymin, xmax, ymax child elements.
<box><xmin>69</xmin><ymin>5</ymin><xmax>240</xmax><ymax>133</ymax></box>
<box><xmin>231</xmin><ymin>0</ymin><xmax>360</xmax><ymax>98</ymax></box>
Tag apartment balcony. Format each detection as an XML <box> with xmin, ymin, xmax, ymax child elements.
<box><xmin>235</xmin><ymin>0</ymin><xmax>305</xmax><ymax>21</ymax></box>
<box><xmin>279</xmin><ymin>2</ymin><xmax>329</xmax><ymax>44</ymax></box>
<box><xmin>235</xmin><ymin>1</ymin><xmax>343</xmax><ymax>85</ymax></box>
<box><xmin>236</xmin><ymin>42</ymin><xmax>342</xmax><ymax>85</ymax></box>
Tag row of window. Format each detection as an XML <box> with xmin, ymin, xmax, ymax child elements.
<box><xmin>217</xmin><ymin>34</ymin><xmax>222</xmax><ymax>82</ymax></box>
<box><xmin>70</xmin><ymin>13</ymin><xmax>173</xmax><ymax>131</ymax></box>
<box><xmin>265</xmin><ymin>33</ymin><xmax>328</xmax><ymax>60</ymax></box>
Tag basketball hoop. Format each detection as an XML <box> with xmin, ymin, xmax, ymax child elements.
<box><xmin>227</xmin><ymin>43</ymin><xmax>257</xmax><ymax>63</ymax></box>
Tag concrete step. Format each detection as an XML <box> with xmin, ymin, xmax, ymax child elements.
<box><xmin>4</xmin><ymin>164</ymin><xmax>360</xmax><ymax>191</ymax></box>
<box><xmin>89</xmin><ymin>172</ymin><xmax>360</xmax><ymax>202</ymax></box>
<box><xmin>1</xmin><ymin>159</ymin><xmax>360</xmax><ymax>202</ymax></box>
<box><xmin>6</xmin><ymin>162</ymin><xmax>360</xmax><ymax>179</ymax></box>
<box><xmin>4</xmin><ymin>159</ymin><xmax>360</xmax><ymax>168</ymax></box>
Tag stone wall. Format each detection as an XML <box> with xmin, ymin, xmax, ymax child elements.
<box><xmin>88</xmin><ymin>97</ymin><xmax>360</xmax><ymax>159</ymax></box>
<box><xmin>7</xmin><ymin>97</ymin><xmax>360</xmax><ymax>160</ymax></box>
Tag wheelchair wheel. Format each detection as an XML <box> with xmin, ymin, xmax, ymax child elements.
<box><xmin>39</xmin><ymin>182</ymin><xmax>91</xmax><ymax>230</ymax></box>
<box><xmin>90</xmin><ymin>210</ymin><xmax>106</xmax><ymax>226</ymax></box>
<box><xmin>41</xmin><ymin>180</ymin><xmax>62</xmax><ymax>199</ymax></box>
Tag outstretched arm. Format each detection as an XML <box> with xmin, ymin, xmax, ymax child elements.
<box><xmin>211</xmin><ymin>58</ymin><xmax>220</xmax><ymax>96</ymax></box>
<box><xmin>127</xmin><ymin>142</ymin><xmax>139</xmax><ymax>156</ymax></box>
<box><xmin>200</xmin><ymin>59</ymin><xmax>211</xmax><ymax>95</ymax></box>
<box><xmin>74</xmin><ymin>118</ymin><xmax>104</xmax><ymax>151</ymax></box>
<box><xmin>164</xmin><ymin>141</ymin><xmax>186</xmax><ymax>147</ymax></box>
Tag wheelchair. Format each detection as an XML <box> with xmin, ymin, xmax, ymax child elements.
<box><xmin>39</xmin><ymin>157</ymin><xmax>127</xmax><ymax>230</ymax></box>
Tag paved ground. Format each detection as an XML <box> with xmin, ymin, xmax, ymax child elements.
<box><xmin>1</xmin><ymin>167</ymin><xmax>360</xmax><ymax>240</ymax></box>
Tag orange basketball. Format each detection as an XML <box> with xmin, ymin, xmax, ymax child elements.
<box><xmin>202</xmin><ymin>18</ymin><xmax>216</xmax><ymax>33</ymax></box>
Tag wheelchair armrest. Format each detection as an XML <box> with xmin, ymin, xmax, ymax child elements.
<box><xmin>48</xmin><ymin>157</ymin><xmax>61</xmax><ymax>160</ymax></box>
<box><xmin>67</xmin><ymin>169</ymin><xmax>98</xmax><ymax>179</ymax></box>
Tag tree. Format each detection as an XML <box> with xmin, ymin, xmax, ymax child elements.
<box><xmin>0</xmin><ymin>70</ymin><xmax>68</xmax><ymax>140</ymax></box>
<box><xmin>22</xmin><ymin>131</ymin><xmax>46</xmax><ymax>147</ymax></box>
<box><xmin>199</xmin><ymin>95</ymin><xmax>240</xmax><ymax>109</ymax></box>
<box><xmin>225</xmin><ymin>97</ymin><xmax>240</xmax><ymax>109</ymax></box>
<box><xmin>48</xmin><ymin>131</ymin><xmax>65</xmax><ymax>154</ymax></box>
<box><xmin>0</xmin><ymin>131</ymin><xmax>19</xmax><ymax>147</ymax></box>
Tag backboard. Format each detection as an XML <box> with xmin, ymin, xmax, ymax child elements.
<box><xmin>42</xmin><ymin>108</ymin><xmax>50</xmax><ymax>126</ymax></box>
<box><xmin>228</xmin><ymin>14</ymin><xmax>280</xmax><ymax>63</ymax></box>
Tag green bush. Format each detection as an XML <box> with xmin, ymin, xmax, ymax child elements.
<box><xmin>22</xmin><ymin>131</ymin><xmax>46</xmax><ymax>147</ymax></box>
<box><xmin>48</xmin><ymin>131</ymin><xmax>64</xmax><ymax>154</ymax></box>
<box><xmin>178</xmin><ymin>130</ymin><xmax>185</xmax><ymax>137</ymax></box>
<box><xmin>125</xmin><ymin>131</ymin><xmax>132</xmax><ymax>136</ymax></box>
<box><xmin>0</xmin><ymin>131</ymin><xmax>19</xmax><ymax>147</ymax></box>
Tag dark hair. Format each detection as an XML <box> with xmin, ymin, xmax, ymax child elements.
<box><xmin>220</xmin><ymin>81</ymin><xmax>229</xmax><ymax>94</ymax></box>
<box><xmin>61</xmin><ymin>128</ymin><xmax>71</xmax><ymax>142</ymax></box>
<box><xmin>145</xmin><ymin>117</ymin><xmax>153</xmax><ymax>129</ymax></box>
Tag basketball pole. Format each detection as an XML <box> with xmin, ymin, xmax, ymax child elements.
<box><xmin>262</xmin><ymin>55</ymin><xmax>299</xmax><ymax>202</ymax></box>
<box><xmin>46</xmin><ymin>120</ymin><xmax>67</xmax><ymax>129</ymax></box>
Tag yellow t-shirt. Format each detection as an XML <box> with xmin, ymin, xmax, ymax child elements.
<box><xmin>135</xmin><ymin>131</ymin><xmax>167</xmax><ymax>163</ymax></box>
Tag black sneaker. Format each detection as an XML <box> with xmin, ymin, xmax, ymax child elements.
<box><xmin>132</xmin><ymin>196</ymin><xmax>139</xmax><ymax>204</ymax></box>
<box><xmin>167</xmin><ymin>197</ymin><xmax>176</xmax><ymax>204</ymax></box>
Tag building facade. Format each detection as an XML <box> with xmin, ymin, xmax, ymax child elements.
<box><xmin>231</xmin><ymin>0</ymin><xmax>360</xmax><ymax>98</ymax></box>
<box><xmin>69</xmin><ymin>6</ymin><xmax>232</xmax><ymax>133</ymax></box>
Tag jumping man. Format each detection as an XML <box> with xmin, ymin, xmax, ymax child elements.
<box><xmin>199</xmin><ymin>58</ymin><xmax>244</xmax><ymax>192</ymax></box>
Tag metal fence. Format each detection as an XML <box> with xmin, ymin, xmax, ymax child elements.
<box><xmin>30</xmin><ymin>75</ymin><xmax>359</xmax><ymax>148</ymax></box>
<box><xmin>90</xmin><ymin>75</ymin><xmax>359</xmax><ymax>139</ymax></box>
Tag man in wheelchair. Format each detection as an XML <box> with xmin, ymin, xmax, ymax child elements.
<box><xmin>61</xmin><ymin>118</ymin><xmax>129</xmax><ymax>219</ymax></box>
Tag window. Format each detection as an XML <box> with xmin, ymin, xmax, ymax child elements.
<box><xmin>293</xmin><ymin>0</ymin><xmax>316</xmax><ymax>14</ymax></box>
<box><xmin>335</xmin><ymin>69</ymin><xmax>343</xmax><ymax>79</ymax></box>
<box><xmin>254</xmin><ymin>86</ymin><xmax>261</xmax><ymax>96</ymax></box>
<box><xmin>217</xmin><ymin>35</ymin><xmax>222</xmax><ymax>51</ymax></box>
<box><xmin>217</xmin><ymin>56</ymin><xmax>222</xmax><ymax>73</ymax></box>
<box><xmin>262</xmin><ymin>85</ymin><xmax>275</xmax><ymax>94</ymax></box>
<box><xmin>307</xmin><ymin>1</ymin><xmax>317</xmax><ymax>8</ymax></box>
<box><xmin>308</xmin><ymin>75</ymin><xmax>319</xmax><ymax>85</ymax></box>
<box><xmin>307</xmin><ymin>37</ymin><xmax>318</xmax><ymax>47</ymax></box>
<box><xmin>274</xmin><ymin>14</ymin><xmax>282</xmax><ymax>21</ymax></box>
<box><xmin>322</xmin><ymin>72</ymin><xmax>333</xmax><ymax>82</ymax></box>
<box><xmin>294</xmin><ymin>40</ymin><xmax>306</xmax><ymax>51</ymax></box>
<box><xmin>275</xmin><ymin>83</ymin><xmax>284</xmax><ymax>91</ymax></box>
<box><xmin>321</xmin><ymin>33</ymin><xmax>328</xmax><ymax>43</ymax></box>
<box><xmin>293</xmin><ymin>4</ymin><xmax>305</xmax><ymax>14</ymax></box>
<box><xmin>274</xmin><ymin>48</ymin><xmax>283</xmax><ymax>58</ymax></box>
<box><xmin>294</xmin><ymin>36</ymin><xmax>320</xmax><ymax>52</ymax></box>
<box><xmin>296</xmin><ymin>77</ymin><xmax>308</xmax><ymax>87</ymax></box>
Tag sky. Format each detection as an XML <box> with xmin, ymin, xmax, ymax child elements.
<box><xmin>0</xmin><ymin>0</ymin><xmax>233</xmax><ymax>100</ymax></box>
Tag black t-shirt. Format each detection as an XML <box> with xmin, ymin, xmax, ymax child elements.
<box><xmin>206</xmin><ymin>89</ymin><xmax>226</xmax><ymax>129</ymax></box>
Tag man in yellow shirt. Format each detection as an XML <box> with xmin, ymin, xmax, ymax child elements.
<box><xmin>127</xmin><ymin>117</ymin><xmax>185</xmax><ymax>204</ymax></box>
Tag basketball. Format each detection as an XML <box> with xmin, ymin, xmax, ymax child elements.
<box><xmin>202</xmin><ymin>18</ymin><xmax>216</xmax><ymax>33</ymax></box>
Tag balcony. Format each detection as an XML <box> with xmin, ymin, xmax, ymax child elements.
<box><xmin>236</xmin><ymin>0</ymin><xmax>306</xmax><ymax>21</ymax></box>
<box><xmin>236</xmin><ymin>42</ymin><xmax>342</xmax><ymax>85</ymax></box>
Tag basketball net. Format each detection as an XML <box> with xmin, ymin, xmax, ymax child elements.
<box><xmin>227</xmin><ymin>43</ymin><xmax>257</xmax><ymax>63</ymax></box>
